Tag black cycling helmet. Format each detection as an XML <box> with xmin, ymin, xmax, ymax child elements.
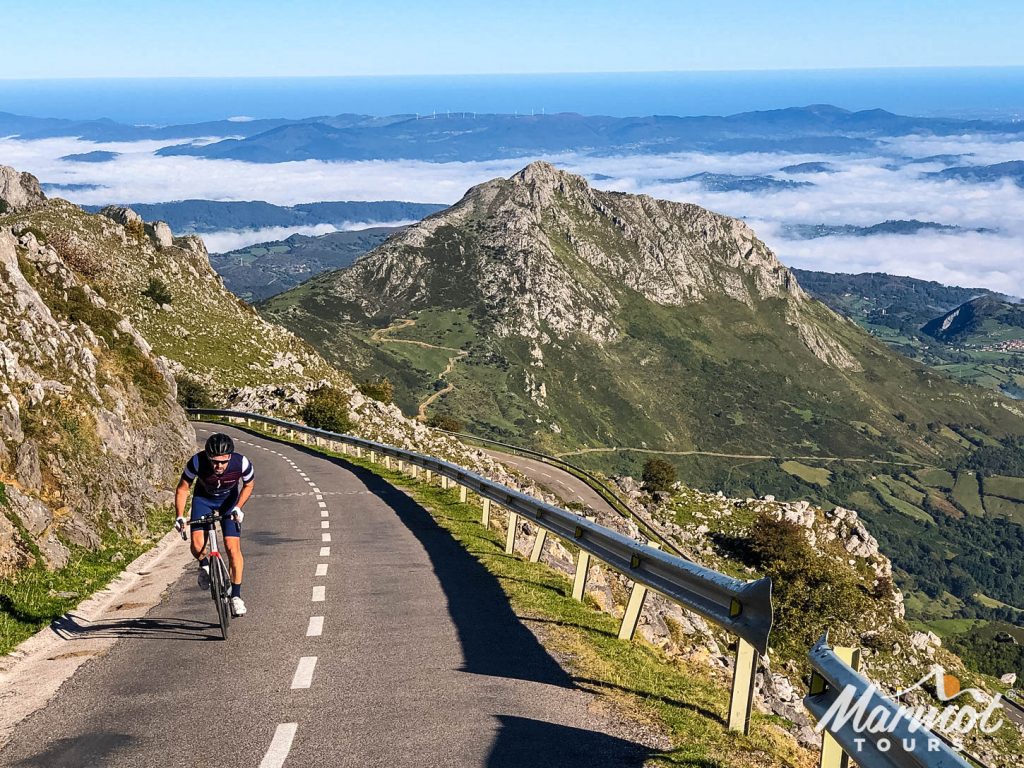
<box><xmin>204</xmin><ymin>433</ymin><xmax>234</xmax><ymax>457</ymax></box>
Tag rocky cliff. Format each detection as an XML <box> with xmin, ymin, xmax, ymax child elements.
<box><xmin>0</xmin><ymin>171</ymin><xmax>192</xmax><ymax>575</ymax></box>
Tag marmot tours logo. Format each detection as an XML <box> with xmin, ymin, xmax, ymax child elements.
<box><xmin>816</xmin><ymin>667</ymin><xmax>1006</xmax><ymax>754</ymax></box>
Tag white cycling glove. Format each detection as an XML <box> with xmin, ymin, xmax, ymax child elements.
<box><xmin>231</xmin><ymin>506</ymin><xmax>244</xmax><ymax>524</ymax></box>
<box><xmin>174</xmin><ymin>516</ymin><xmax>186</xmax><ymax>532</ymax></box>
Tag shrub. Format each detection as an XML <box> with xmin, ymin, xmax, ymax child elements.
<box><xmin>357</xmin><ymin>376</ymin><xmax>394</xmax><ymax>405</ymax></box>
<box><xmin>125</xmin><ymin>218</ymin><xmax>146</xmax><ymax>240</ymax></box>
<box><xmin>641</xmin><ymin>458</ymin><xmax>677</xmax><ymax>493</ymax></box>
<box><xmin>47</xmin><ymin>230</ymin><xmax>100</xmax><ymax>276</ymax></box>
<box><xmin>142</xmin><ymin>276</ymin><xmax>172</xmax><ymax>305</ymax></box>
<box><xmin>176</xmin><ymin>376</ymin><xmax>215</xmax><ymax>409</ymax></box>
<box><xmin>302</xmin><ymin>386</ymin><xmax>354</xmax><ymax>434</ymax></box>
<box><xmin>745</xmin><ymin>511</ymin><xmax>870</xmax><ymax>659</ymax></box>
<box><xmin>426</xmin><ymin>413</ymin><xmax>463</xmax><ymax>432</ymax></box>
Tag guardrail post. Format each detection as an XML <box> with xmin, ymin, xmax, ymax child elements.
<box><xmin>727</xmin><ymin>638</ymin><xmax>759</xmax><ymax>735</ymax></box>
<box><xmin>529</xmin><ymin>527</ymin><xmax>547</xmax><ymax>563</ymax></box>
<box><xmin>397</xmin><ymin>459</ymin><xmax>405</xmax><ymax>473</ymax></box>
<box><xmin>481</xmin><ymin>497</ymin><xmax>491</xmax><ymax>527</ymax></box>
<box><xmin>441</xmin><ymin>475</ymin><xmax>449</xmax><ymax>490</ymax></box>
<box><xmin>459</xmin><ymin>485</ymin><xmax>468</xmax><ymax>503</ymax></box>
<box><xmin>411</xmin><ymin>464</ymin><xmax>419</xmax><ymax>479</ymax></box>
<box><xmin>817</xmin><ymin>647</ymin><xmax>861</xmax><ymax>768</ymax></box>
<box><xmin>571</xmin><ymin>516</ymin><xmax>596</xmax><ymax>601</ymax></box>
<box><xmin>618</xmin><ymin>543</ymin><xmax>659</xmax><ymax>641</ymax></box>
<box><xmin>355</xmin><ymin>446</ymin><xmax>363</xmax><ymax>458</ymax></box>
<box><xmin>505</xmin><ymin>512</ymin><xmax>519</xmax><ymax>554</ymax></box>
<box><xmin>425</xmin><ymin>469</ymin><xmax>433</xmax><ymax>483</ymax></box>
<box><xmin>384</xmin><ymin>456</ymin><xmax>392</xmax><ymax>470</ymax></box>
<box><xmin>370</xmin><ymin>450</ymin><xmax>377</xmax><ymax>463</ymax></box>
<box><xmin>571</xmin><ymin>550</ymin><xmax>591</xmax><ymax>601</ymax></box>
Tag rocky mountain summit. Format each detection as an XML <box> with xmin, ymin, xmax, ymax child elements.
<box><xmin>288</xmin><ymin>161</ymin><xmax>823</xmax><ymax>350</ymax></box>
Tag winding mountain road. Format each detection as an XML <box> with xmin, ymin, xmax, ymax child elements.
<box><xmin>479</xmin><ymin>448</ymin><xmax>617</xmax><ymax>518</ymax></box>
<box><xmin>0</xmin><ymin>425</ymin><xmax>653</xmax><ymax>768</ymax></box>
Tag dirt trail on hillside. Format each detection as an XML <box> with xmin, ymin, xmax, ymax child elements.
<box><xmin>372</xmin><ymin>318</ymin><xmax>467</xmax><ymax>421</ymax></box>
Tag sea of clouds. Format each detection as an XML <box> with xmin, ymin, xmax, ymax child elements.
<box><xmin>2</xmin><ymin>133</ymin><xmax>1022</xmax><ymax>294</ymax></box>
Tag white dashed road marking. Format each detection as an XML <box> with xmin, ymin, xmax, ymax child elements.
<box><xmin>315</xmin><ymin>563</ymin><xmax>328</xmax><ymax>577</ymax></box>
<box><xmin>312</xmin><ymin>586</ymin><xmax>325</xmax><ymax>602</ymax></box>
<box><xmin>320</xmin><ymin>510</ymin><xmax>329</xmax><ymax>518</ymax></box>
<box><xmin>306</xmin><ymin>616</ymin><xmax>324</xmax><ymax>637</ymax></box>
<box><xmin>290</xmin><ymin>657</ymin><xmax>318</xmax><ymax>689</ymax></box>
<box><xmin>322</xmin><ymin>533</ymin><xmax>331</xmax><ymax>542</ymax></box>
<box><xmin>321</xmin><ymin>521</ymin><xmax>329</xmax><ymax>529</ymax></box>
<box><xmin>319</xmin><ymin>547</ymin><xmax>330</xmax><ymax>557</ymax></box>
<box><xmin>259</xmin><ymin>723</ymin><xmax>298</xmax><ymax>768</ymax></box>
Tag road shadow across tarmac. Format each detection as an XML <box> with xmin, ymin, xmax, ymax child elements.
<box><xmin>283</xmin><ymin>441</ymin><xmax>661</xmax><ymax>767</ymax></box>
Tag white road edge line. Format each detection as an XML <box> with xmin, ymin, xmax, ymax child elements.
<box><xmin>307</xmin><ymin>616</ymin><xmax>324</xmax><ymax>636</ymax></box>
<box><xmin>290</xmin><ymin>656</ymin><xmax>318</xmax><ymax>689</ymax></box>
<box><xmin>312</xmin><ymin>586</ymin><xmax>326</xmax><ymax>601</ymax></box>
<box><xmin>259</xmin><ymin>723</ymin><xmax>298</xmax><ymax>768</ymax></box>
<box><xmin>315</xmin><ymin>563</ymin><xmax>328</xmax><ymax>577</ymax></box>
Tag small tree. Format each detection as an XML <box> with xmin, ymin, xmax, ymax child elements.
<box><xmin>302</xmin><ymin>386</ymin><xmax>354</xmax><ymax>433</ymax></box>
<box><xmin>641</xmin><ymin>458</ymin><xmax>677</xmax><ymax>493</ymax></box>
<box><xmin>357</xmin><ymin>376</ymin><xmax>394</xmax><ymax>405</ymax></box>
<box><xmin>143</xmin><ymin>276</ymin><xmax>172</xmax><ymax>305</ymax></box>
<box><xmin>426</xmin><ymin>413</ymin><xmax>463</xmax><ymax>432</ymax></box>
<box><xmin>176</xmin><ymin>375</ymin><xmax>215</xmax><ymax>409</ymax></box>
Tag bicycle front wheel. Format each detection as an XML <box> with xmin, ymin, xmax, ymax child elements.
<box><xmin>211</xmin><ymin>557</ymin><xmax>230</xmax><ymax>640</ymax></box>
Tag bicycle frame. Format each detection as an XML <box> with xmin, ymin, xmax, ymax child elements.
<box><xmin>183</xmin><ymin>512</ymin><xmax>237</xmax><ymax>639</ymax></box>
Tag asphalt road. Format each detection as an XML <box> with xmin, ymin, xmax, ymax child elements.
<box><xmin>0</xmin><ymin>425</ymin><xmax>654</xmax><ymax>768</ymax></box>
<box><xmin>479</xmin><ymin>449</ymin><xmax>616</xmax><ymax>518</ymax></box>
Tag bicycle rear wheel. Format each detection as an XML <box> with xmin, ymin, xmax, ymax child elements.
<box><xmin>211</xmin><ymin>556</ymin><xmax>230</xmax><ymax>640</ymax></box>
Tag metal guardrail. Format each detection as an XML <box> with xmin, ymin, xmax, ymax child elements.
<box><xmin>189</xmin><ymin>408</ymin><xmax>772</xmax><ymax>653</ymax></box>
<box><xmin>438</xmin><ymin>429</ymin><xmax>691</xmax><ymax>559</ymax></box>
<box><xmin>806</xmin><ymin>636</ymin><xmax>973</xmax><ymax>768</ymax></box>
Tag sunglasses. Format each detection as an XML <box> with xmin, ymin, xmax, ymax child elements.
<box><xmin>208</xmin><ymin>457</ymin><xmax>231</xmax><ymax>466</ymax></box>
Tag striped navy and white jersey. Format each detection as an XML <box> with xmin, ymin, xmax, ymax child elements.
<box><xmin>181</xmin><ymin>452</ymin><xmax>254</xmax><ymax>499</ymax></box>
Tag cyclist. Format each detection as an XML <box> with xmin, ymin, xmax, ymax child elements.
<box><xmin>174</xmin><ymin>433</ymin><xmax>255</xmax><ymax>617</ymax></box>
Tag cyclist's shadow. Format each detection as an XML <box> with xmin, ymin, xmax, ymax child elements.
<box><xmin>51</xmin><ymin>613</ymin><xmax>222</xmax><ymax>641</ymax></box>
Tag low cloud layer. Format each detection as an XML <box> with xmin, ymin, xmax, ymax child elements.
<box><xmin>3</xmin><ymin>133</ymin><xmax>1023</xmax><ymax>295</ymax></box>
<box><xmin>201</xmin><ymin>221</ymin><xmax>416</xmax><ymax>254</ymax></box>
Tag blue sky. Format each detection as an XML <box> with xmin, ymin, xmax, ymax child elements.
<box><xmin>5</xmin><ymin>0</ymin><xmax>1024</xmax><ymax>78</ymax></box>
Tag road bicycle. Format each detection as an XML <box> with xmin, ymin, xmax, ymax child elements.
<box><xmin>179</xmin><ymin>512</ymin><xmax>237</xmax><ymax>640</ymax></box>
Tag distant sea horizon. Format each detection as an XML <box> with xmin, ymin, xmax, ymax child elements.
<box><xmin>2</xmin><ymin>67</ymin><xmax>1024</xmax><ymax>125</ymax></box>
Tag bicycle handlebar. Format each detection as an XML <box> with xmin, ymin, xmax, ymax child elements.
<box><xmin>177</xmin><ymin>512</ymin><xmax>242</xmax><ymax>537</ymax></box>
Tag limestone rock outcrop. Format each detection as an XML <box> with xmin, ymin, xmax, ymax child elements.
<box><xmin>0</xmin><ymin>166</ymin><xmax>45</xmax><ymax>213</ymax></box>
